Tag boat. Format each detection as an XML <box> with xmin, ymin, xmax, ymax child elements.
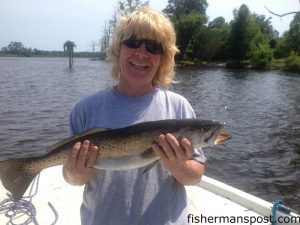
<box><xmin>1</xmin><ymin>166</ymin><xmax>299</xmax><ymax>224</ymax></box>
<box><xmin>187</xmin><ymin>176</ymin><xmax>299</xmax><ymax>225</ymax></box>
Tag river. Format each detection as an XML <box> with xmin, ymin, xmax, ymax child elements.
<box><xmin>0</xmin><ymin>57</ymin><xmax>299</xmax><ymax>211</ymax></box>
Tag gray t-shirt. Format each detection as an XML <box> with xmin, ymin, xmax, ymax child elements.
<box><xmin>69</xmin><ymin>87</ymin><xmax>205</xmax><ymax>225</ymax></box>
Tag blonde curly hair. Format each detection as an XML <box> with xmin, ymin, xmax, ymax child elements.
<box><xmin>106</xmin><ymin>6</ymin><xmax>179</xmax><ymax>88</ymax></box>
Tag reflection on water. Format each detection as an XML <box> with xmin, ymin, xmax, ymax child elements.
<box><xmin>0</xmin><ymin>57</ymin><xmax>299</xmax><ymax>211</ymax></box>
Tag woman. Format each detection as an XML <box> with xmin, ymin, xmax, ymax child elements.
<box><xmin>63</xmin><ymin>6</ymin><xmax>205</xmax><ymax>225</ymax></box>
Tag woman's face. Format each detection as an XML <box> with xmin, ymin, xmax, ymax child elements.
<box><xmin>118</xmin><ymin>38</ymin><xmax>161</xmax><ymax>95</ymax></box>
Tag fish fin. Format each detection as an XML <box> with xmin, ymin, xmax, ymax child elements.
<box><xmin>48</xmin><ymin>127</ymin><xmax>110</xmax><ymax>152</ymax></box>
<box><xmin>140</xmin><ymin>147</ymin><xmax>156</xmax><ymax>159</ymax></box>
<box><xmin>81</xmin><ymin>127</ymin><xmax>110</xmax><ymax>135</ymax></box>
<box><xmin>142</xmin><ymin>160</ymin><xmax>160</xmax><ymax>174</ymax></box>
<box><xmin>140</xmin><ymin>148</ymin><xmax>160</xmax><ymax>173</ymax></box>
<box><xmin>0</xmin><ymin>159</ymin><xmax>38</xmax><ymax>201</ymax></box>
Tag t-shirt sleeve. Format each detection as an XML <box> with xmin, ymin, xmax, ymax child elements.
<box><xmin>68</xmin><ymin>102</ymin><xmax>86</xmax><ymax>136</ymax></box>
<box><xmin>69</xmin><ymin>109</ymin><xmax>77</xmax><ymax>136</ymax></box>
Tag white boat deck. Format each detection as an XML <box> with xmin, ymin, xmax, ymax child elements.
<box><xmin>1</xmin><ymin>166</ymin><xmax>299</xmax><ymax>225</ymax></box>
<box><xmin>187</xmin><ymin>185</ymin><xmax>269</xmax><ymax>225</ymax></box>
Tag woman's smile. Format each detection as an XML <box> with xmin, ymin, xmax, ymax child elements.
<box><xmin>129</xmin><ymin>60</ymin><xmax>149</xmax><ymax>70</ymax></box>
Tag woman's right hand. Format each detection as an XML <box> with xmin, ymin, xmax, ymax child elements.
<box><xmin>62</xmin><ymin>140</ymin><xmax>99</xmax><ymax>186</ymax></box>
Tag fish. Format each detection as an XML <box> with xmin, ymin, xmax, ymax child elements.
<box><xmin>0</xmin><ymin>118</ymin><xmax>230</xmax><ymax>200</ymax></box>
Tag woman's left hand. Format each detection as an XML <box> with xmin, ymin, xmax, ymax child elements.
<box><xmin>152</xmin><ymin>133</ymin><xmax>204</xmax><ymax>185</ymax></box>
<box><xmin>152</xmin><ymin>133</ymin><xmax>193</xmax><ymax>166</ymax></box>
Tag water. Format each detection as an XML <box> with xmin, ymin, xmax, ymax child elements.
<box><xmin>0</xmin><ymin>57</ymin><xmax>299</xmax><ymax>211</ymax></box>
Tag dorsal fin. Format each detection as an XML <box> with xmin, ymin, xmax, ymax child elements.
<box><xmin>80</xmin><ymin>127</ymin><xmax>109</xmax><ymax>136</ymax></box>
<box><xmin>47</xmin><ymin>127</ymin><xmax>110</xmax><ymax>152</ymax></box>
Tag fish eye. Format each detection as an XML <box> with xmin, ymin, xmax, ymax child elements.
<box><xmin>203</xmin><ymin>127</ymin><xmax>209</xmax><ymax>132</ymax></box>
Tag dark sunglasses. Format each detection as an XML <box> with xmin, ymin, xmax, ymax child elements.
<box><xmin>122</xmin><ymin>36</ymin><xmax>164</xmax><ymax>54</ymax></box>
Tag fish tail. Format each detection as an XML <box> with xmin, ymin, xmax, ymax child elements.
<box><xmin>0</xmin><ymin>159</ymin><xmax>39</xmax><ymax>201</ymax></box>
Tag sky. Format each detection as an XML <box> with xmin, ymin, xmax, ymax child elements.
<box><xmin>0</xmin><ymin>0</ymin><xmax>299</xmax><ymax>52</ymax></box>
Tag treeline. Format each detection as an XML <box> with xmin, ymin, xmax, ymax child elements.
<box><xmin>99</xmin><ymin>0</ymin><xmax>300</xmax><ymax>71</ymax></box>
<box><xmin>0</xmin><ymin>41</ymin><xmax>100</xmax><ymax>58</ymax></box>
<box><xmin>163</xmin><ymin>1</ymin><xmax>300</xmax><ymax>71</ymax></box>
<box><xmin>1</xmin><ymin>0</ymin><xmax>299</xmax><ymax>71</ymax></box>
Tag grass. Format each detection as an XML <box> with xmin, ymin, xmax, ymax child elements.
<box><xmin>272</xmin><ymin>58</ymin><xmax>285</xmax><ymax>69</ymax></box>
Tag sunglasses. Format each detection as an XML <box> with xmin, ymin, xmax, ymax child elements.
<box><xmin>122</xmin><ymin>36</ymin><xmax>164</xmax><ymax>54</ymax></box>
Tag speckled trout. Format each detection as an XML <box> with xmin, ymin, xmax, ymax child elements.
<box><xmin>0</xmin><ymin>119</ymin><xmax>230</xmax><ymax>200</ymax></box>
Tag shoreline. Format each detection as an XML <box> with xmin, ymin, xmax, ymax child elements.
<box><xmin>1</xmin><ymin>54</ymin><xmax>299</xmax><ymax>73</ymax></box>
<box><xmin>176</xmin><ymin>60</ymin><xmax>300</xmax><ymax>73</ymax></box>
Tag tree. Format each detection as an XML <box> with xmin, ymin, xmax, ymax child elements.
<box><xmin>7</xmin><ymin>41</ymin><xmax>25</xmax><ymax>54</ymax></box>
<box><xmin>1</xmin><ymin>47</ymin><xmax>8</xmax><ymax>53</ymax></box>
<box><xmin>163</xmin><ymin>0</ymin><xmax>208</xmax><ymax>21</ymax></box>
<box><xmin>251</xmin><ymin>14</ymin><xmax>279</xmax><ymax>48</ymax></box>
<box><xmin>275</xmin><ymin>33</ymin><xmax>292</xmax><ymax>58</ymax></box>
<box><xmin>1</xmin><ymin>41</ymin><xmax>32</xmax><ymax>56</ymax></box>
<box><xmin>117</xmin><ymin>0</ymin><xmax>149</xmax><ymax>16</ymax></box>
<box><xmin>163</xmin><ymin>0</ymin><xmax>208</xmax><ymax>60</ymax></box>
<box><xmin>175</xmin><ymin>11</ymin><xmax>206</xmax><ymax>60</ymax></box>
<box><xmin>247</xmin><ymin>22</ymin><xmax>273</xmax><ymax>69</ymax></box>
<box><xmin>100</xmin><ymin>20</ymin><xmax>114</xmax><ymax>56</ymax></box>
<box><xmin>227</xmin><ymin>4</ymin><xmax>252</xmax><ymax>62</ymax></box>
<box><xmin>226</xmin><ymin>4</ymin><xmax>274</xmax><ymax>68</ymax></box>
<box><xmin>274</xmin><ymin>12</ymin><xmax>300</xmax><ymax>58</ymax></box>
<box><xmin>191</xmin><ymin>17</ymin><xmax>229</xmax><ymax>61</ymax></box>
<box><xmin>99</xmin><ymin>0</ymin><xmax>148</xmax><ymax>57</ymax></box>
<box><xmin>208</xmin><ymin>16</ymin><xmax>226</xmax><ymax>29</ymax></box>
<box><xmin>287</xmin><ymin>12</ymin><xmax>300</xmax><ymax>55</ymax></box>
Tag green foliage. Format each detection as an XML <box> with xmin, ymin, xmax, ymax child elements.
<box><xmin>247</xmin><ymin>22</ymin><xmax>273</xmax><ymax>69</ymax></box>
<box><xmin>1</xmin><ymin>41</ymin><xmax>32</xmax><ymax>56</ymax></box>
<box><xmin>286</xmin><ymin>12</ymin><xmax>300</xmax><ymax>55</ymax></box>
<box><xmin>226</xmin><ymin>4</ymin><xmax>274</xmax><ymax>68</ymax></box>
<box><xmin>274</xmin><ymin>13</ymin><xmax>300</xmax><ymax>58</ymax></box>
<box><xmin>192</xmin><ymin>22</ymin><xmax>229</xmax><ymax>61</ymax></box>
<box><xmin>249</xmin><ymin>44</ymin><xmax>273</xmax><ymax>69</ymax></box>
<box><xmin>274</xmin><ymin>33</ymin><xmax>291</xmax><ymax>58</ymax></box>
<box><xmin>163</xmin><ymin>0</ymin><xmax>208</xmax><ymax>60</ymax></box>
<box><xmin>227</xmin><ymin>4</ymin><xmax>252</xmax><ymax>62</ymax></box>
<box><xmin>284</xmin><ymin>52</ymin><xmax>300</xmax><ymax>72</ymax></box>
<box><xmin>271</xmin><ymin>58</ymin><xmax>285</xmax><ymax>69</ymax></box>
<box><xmin>98</xmin><ymin>1</ymin><xmax>297</xmax><ymax>69</ymax></box>
<box><xmin>251</xmin><ymin>14</ymin><xmax>279</xmax><ymax>49</ymax></box>
<box><xmin>251</xmin><ymin>13</ymin><xmax>279</xmax><ymax>44</ymax></box>
<box><xmin>5</xmin><ymin>1</ymin><xmax>298</xmax><ymax>68</ymax></box>
<box><xmin>175</xmin><ymin>11</ymin><xmax>206</xmax><ymax>60</ymax></box>
<box><xmin>0</xmin><ymin>42</ymin><xmax>99</xmax><ymax>58</ymax></box>
<box><xmin>163</xmin><ymin>0</ymin><xmax>208</xmax><ymax>20</ymax></box>
<box><xmin>117</xmin><ymin>0</ymin><xmax>149</xmax><ymax>16</ymax></box>
<box><xmin>5</xmin><ymin>41</ymin><xmax>24</xmax><ymax>54</ymax></box>
<box><xmin>208</xmin><ymin>17</ymin><xmax>226</xmax><ymax>29</ymax></box>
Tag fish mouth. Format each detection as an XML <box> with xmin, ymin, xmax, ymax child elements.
<box><xmin>214</xmin><ymin>131</ymin><xmax>231</xmax><ymax>145</ymax></box>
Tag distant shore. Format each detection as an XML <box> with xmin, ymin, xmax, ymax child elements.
<box><xmin>0</xmin><ymin>52</ymin><xmax>105</xmax><ymax>59</ymax></box>
<box><xmin>177</xmin><ymin>58</ymin><xmax>300</xmax><ymax>73</ymax></box>
<box><xmin>1</xmin><ymin>54</ymin><xmax>299</xmax><ymax>73</ymax></box>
